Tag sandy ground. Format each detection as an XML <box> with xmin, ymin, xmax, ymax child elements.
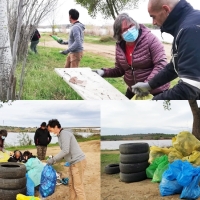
<box><xmin>39</xmin><ymin>41</ymin><xmax>171</xmax><ymax>61</ymax></box>
<box><xmin>101</xmin><ymin>174</ymin><xmax>180</xmax><ymax>200</ymax></box>
<box><xmin>28</xmin><ymin>140</ymin><xmax>100</xmax><ymax>200</ymax></box>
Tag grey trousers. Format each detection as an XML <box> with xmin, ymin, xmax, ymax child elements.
<box><xmin>30</xmin><ymin>40</ymin><xmax>39</xmax><ymax>53</ymax></box>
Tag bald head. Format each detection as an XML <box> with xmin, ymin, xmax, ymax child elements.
<box><xmin>148</xmin><ymin>0</ymin><xmax>180</xmax><ymax>12</ymax></box>
<box><xmin>148</xmin><ymin>0</ymin><xmax>180</xmax><ymax>27</ymax></box>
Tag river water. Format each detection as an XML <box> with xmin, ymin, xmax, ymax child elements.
<box><xmin>5</xmin><ymin>131</ymin><xmax>95</xmax><ymax>147</ymax></box>
<box><xmin>101</xmin><ymin>140</ymin><xmax>172</xmax><ymax>150</ymax></box>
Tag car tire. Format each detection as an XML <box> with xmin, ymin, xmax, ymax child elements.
<box><xmin>104</xmin><ymin>164</ymin><xmax>120</xmax><ymax>174</ymax></box>
<box><xmin>0</xmin><ymin>177</ymin><xmax>26</xmax><ymax>189</ymax></box>
<box><xmin>120</xmin><ymin>152</ymin><xmax>149</xmax><ymax>164</ymax></box>
<box><xmin>119</xmin><ymin>162</ymin><xmax>149</xmax><ymax>173</ymax></box>
<box><xmin>0</xmin><ymin>162</ymin><xmax>26</xmax><ymax>179</ymax></box>
<box><xmin>0</xmin><ymin>187</ymin><xmax>26</xmax><ymax>200</ymax></box>
<box><xmin>120</xmin><ymin>171</ymin><xmax>147</xmax><ymax>183</ymax></box>
<box><xmin>119</xmin><ymin>143</ymin><xmax>149</xmax><ymax>154</ymax></box>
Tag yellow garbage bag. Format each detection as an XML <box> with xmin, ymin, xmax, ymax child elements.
<box><xmin>172</xmin><ymin>131</ymin><xmax>200</xmax><ymax>156</ymax></box>
<box><xmin>149</xmin><ymin>146</ymin><xmax>172</xmax><ymax>163</ymax></box>
<box><xmin>131</xmin><ymin>94</ymin><xmax>153</xmax><ymax>100</ymax></box>
<box><xmin>182</xmin><ymin>150</ymin><xmax>200</xmax><ymax>166</ymax></box>
<box><xmin>168</xmin><ymin>148</ymin><xmax>183</xmax><ymax>163</ymax></box>
<box><xmin>16</xmin><ymin>194</ymin><xmax>40</xmax><ymax>200</ymax></box>
<box><xmin>0</xmin><ymin>151</ymin><xmax>10</xmax><ymax>162</ymax></box>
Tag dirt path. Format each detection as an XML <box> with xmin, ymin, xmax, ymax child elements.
<box><xmin>39</xmin><ymin>41</ymin><xmax>171</xmax><ymax>61</ymax></box>
<box><xmin>29</xmin><ymin>140</ymin><xmax>100</xmax><ymax>200</ymax></box>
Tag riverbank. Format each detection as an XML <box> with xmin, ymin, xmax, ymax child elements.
<box><xmin>101</xmin><ymin>150</ymin><xmax>179</xmax><ymax>200</ymax></box>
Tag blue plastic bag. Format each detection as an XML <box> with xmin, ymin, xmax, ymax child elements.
<box><xmin>177</xmin><ymin>161</ymin><xmax>196</xmax><ymax>187</ymax></box>
<box><xmin>39</xmin><ymin>164</ymin><xmax>57</xmax><ymax>198</ymax></box>
<box><xmin>26</xmin><ymin>173</ymin><xmax>35</xmax><ymax>196</ymax></box>
<box><xmin>180</xmin><ymin>174</ymin><xmax>200</xmax><ymax>199</ymax></box>
<box><xmin>163</xmin><ymin>160</ymin><xmax>182</xmax><ymax>181</ymax></box>
<box><xmin>159</xmin><ymin>177</ymin><xmax>183</xmax><ymax>196</ymax></box>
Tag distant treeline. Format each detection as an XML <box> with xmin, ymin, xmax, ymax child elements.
<box><xmin>0</xmin><ymin>126</ymin><xmax>100</xmax><ymax>134</ymax></box>
<box><xmin>101</xmin><ymin>133</ymin><xmax>176</xmax><ymax>141</ymax></box>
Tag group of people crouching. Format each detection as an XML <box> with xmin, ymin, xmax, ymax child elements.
<box><xmin>8</xmin><ymin>150</ymin><xmax>36</xmax><ymax>163</ymax></box>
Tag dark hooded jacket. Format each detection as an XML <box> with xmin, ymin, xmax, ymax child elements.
<box><xmin>149</xmin><ymin>0</ymin><xmax>200</xmax><ymax>89</ymax></box>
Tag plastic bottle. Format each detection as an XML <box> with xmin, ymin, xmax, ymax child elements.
<box><xmin>50</xmin><ymin>35</ymin><xmax>63</xmax><ymax>43</ymax></box>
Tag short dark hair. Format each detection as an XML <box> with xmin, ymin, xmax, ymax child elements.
<box><xmin>48</xmin><ymin>119</ymin><xmax>61</xmax><ymax>128</ymax></box>
<box><xmin>41</xmin><ymin>122</ymin><xmax>46</xmax><ymax>127</ymax></box>
<box><xmin>69</xmin><ymin>9</ymin><xmax>79</xmax><ymax>20</ymax></box>
<box><xmin>0</xmin><ymin>130</ymin><xmax>7</xmax><ymax>136</ymax></box>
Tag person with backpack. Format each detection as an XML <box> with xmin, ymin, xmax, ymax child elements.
<box><xmin>30</xmin><ymin>25</ymin><xmax>41</xmax><ymax>54</ymax></box>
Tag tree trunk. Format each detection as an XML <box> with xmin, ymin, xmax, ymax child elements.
<box><xmin>0</xmin><ymin>0</ymin><xmax>13</xmax><ymax>101</ymax></box>
<box><xmin>188</xmin><ymin>100</ymin><xmax>200</xmax><ymax>140</ymax></box>
<box><xmin>106</xmin><ymin>0</ymin><xmax>116</xmax><ymax>20</ymax></box>
<box><xmin>8</xmin><ymin>0</ymin><xmax>23</xmax><ymax>100</ymax></box>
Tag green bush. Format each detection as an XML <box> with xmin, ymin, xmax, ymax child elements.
<box><xmin>99</xmin><ymin>35</ymin><xmax>115</xmax><ymax>43</ymax></box>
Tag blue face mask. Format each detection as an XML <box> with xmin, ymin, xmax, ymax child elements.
<box><xmin>122</xmin><ymin>27</ymin><xmax>139</xmax><ymax>42</ymax></box>
<box><xmin>1</xmin><ymin>136</ymin><xmax>6</xmax><ymax>140</ymax></box>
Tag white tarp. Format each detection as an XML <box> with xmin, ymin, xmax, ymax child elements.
<box><xmin>55</xmin><ymin>67</ymin><xmax>128</xmax><ymax>100</ymax></box>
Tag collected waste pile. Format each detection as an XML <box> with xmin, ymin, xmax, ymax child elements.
<box><xmin>146</xmin><ymin>131</ymin><xmax>200</xmax><ymax>199</ymax></box>
<box><xmin>0</xmin><ymin>152</ymin><xmax>69</xmax><ymax>200</ymax></box>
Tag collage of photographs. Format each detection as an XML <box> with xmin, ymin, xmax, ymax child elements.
<box><xmin>1</xmin><ymin>0</ymin><xmax>200</xmax><ymax>200</ymax></box>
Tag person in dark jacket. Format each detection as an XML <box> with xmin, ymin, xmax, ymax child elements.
<box><xmin>8</xmin><ymin>150</ymin><xmax>24</xmax><ymax>163</ymax></box>
<box><xmin>132</xmin><ymin>0</ymin><xmax>200</xmax><ymax>100</ymax></box>
<box><xmin>34</xmin><ymin>122</ymin><xmax>52</xmax><ymax>160</ymax></box>
<box><xmin>0</xmin><ymin>129</ymin><xmax>7</xmax><ymax>152</ymax></box>
<box><xmin>93</xmin><ymin>13</ymin><xmax>169</xmax><ymax>99</ymax></box>
<box><xmin>30</xmin><ymin>25</ymin><xmax>41</xmax><ymax>54</ymax></box>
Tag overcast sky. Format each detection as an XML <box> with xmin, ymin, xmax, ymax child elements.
<box><xmin>40</xmin><ymin>0</ymin><xmax>200</xmax><ymax>26</ymax></box>
<box><xmin>101</xmin><ymin>101</ymin><xmax>197</xmax><ymax>135</ymax></box>
<box><xmin>0</xmin><ymin>101</ymin><xmax>100</xmax><ymax>127</ymax></box>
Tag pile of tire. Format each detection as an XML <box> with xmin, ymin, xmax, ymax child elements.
<box><xmin>0</xmin><ymin>162</ymin><xmax>27</xmax><ymax>200</ymax></box>
<box><xmin>119</xmin><ymin>143</ymin><xmax>149</xmax><ymax>183</ymax></box>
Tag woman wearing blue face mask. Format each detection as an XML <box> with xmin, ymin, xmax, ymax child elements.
<box><xmin>93</xmin><ymin>13</ymin><xmax>169</xmax><ymax>99</ymax></box>
<box><xmin>0</xmin><ymin>129</ymin><xmax>7</xmax><ymax>152</ymax></box>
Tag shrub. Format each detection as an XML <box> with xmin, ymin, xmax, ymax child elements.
<box><xmin>99</xmin><ymin>35</ymin><xmax>115</xmax><ymax>43</ymax></box>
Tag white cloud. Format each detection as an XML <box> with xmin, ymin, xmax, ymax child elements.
<box><xmin>0</xmin><ymin>100</ymin><xmax>100</xmax><ymax>127</ymax></box>
<box><xmin>101</xmin><ymin>101</ymin><xmax>195</xmax><ymax>134</ymax></box>
<box><xmin>40</xmin><ymin>0</ymin><xmax>200</xmax><ymax>26</ymax></box>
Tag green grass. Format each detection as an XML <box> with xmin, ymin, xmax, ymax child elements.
<box><xmin>41</xmin><ymin>32</ymin><xmax>116</xmax><ymax>45</ymax></box>
<box><xmin>76</xmin><ymin>134</ymin><xmax>100</xmax><ymax>142</ymax></box>
<box><xmin>6</xmin><ymin>143</ymin><xmax>59</xmax><ymax>151</ymax></box>
<box><xmin>16</xmin><ymin>34</ymin><xmax>178</xmax><ymax>99</ymax></box>
<box><xmin>101</xmin><ymin>152</ymin><xmax>120</xmax><ymax>174</ymax></box>
<box><xmin>16</xmin><ymin>46</ymin><xmax>126</xmax><ymax>99</ymax></box>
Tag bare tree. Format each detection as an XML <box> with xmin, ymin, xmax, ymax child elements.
<box><xmin>0</xmin><ymin>0</ymin><xmax>59</xmax><ymax>101</ymax></box>
<box><xmin>0</xmin><ymin>0</ymin><xmax>13</xmax><ymax>101</ymax></box>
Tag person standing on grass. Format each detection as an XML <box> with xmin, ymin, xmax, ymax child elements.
<box><xmin>0</xmin><ymin>129</ymin><xmax>7</xmax><ymax>152</ymax></box>
<box><xmin>132</xmin><ymin>0</ymin><xmax>200</xmax><ymax>100</ymax></box>
<box><xmin>46</xmin><ymin>119</ymin><xmax>87</xmax><ymax>200</ymax></box>
<box><xmin>34</xmin><ymin>122</ymin><xmax>52</xmax><ymax>160</ymax></box>
<box><xmin>58</xmin><ymin>9</ymin><xmax>85</xmax><ymax>68</ymax></box>
<box><xmin>30</xmin><ymin>25</ymin><xmax>41</xmax><ymax>54</ymax></box>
